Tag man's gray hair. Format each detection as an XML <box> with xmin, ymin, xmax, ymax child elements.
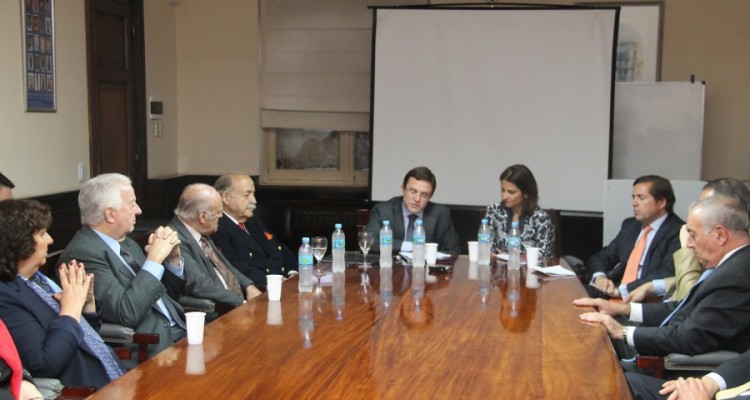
<box><xmin>689</xmin><ymin>194</ymin><xmax>750</xmax><ymax>234</ymax></box>
<box><xmin>79</xmin><ymin>173</ymin><xmax>132</xmax><ymax>226</ymax></box>
<box><xmin>214</xmin><ymin>173</ymin><xmax>247</xmax><ymax>194</ymax></box>
<box><xmin>174</xmin><ymin>183</ymin><xmax>217</xmax><ymax>221</ymax></box>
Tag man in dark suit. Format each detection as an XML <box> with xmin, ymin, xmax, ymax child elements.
<box><xmin>169</xmin><ymin>183</ymin><xmax>260</xmax><ymax>305</ymax></box>
<box><xmin>576</xmin><ymin>195</ymin><xmax>750</xmax><ymax>357</ymax></box>
<box><xmin>627</xmin><ymin>349</ymin><xmax>750</xmax><ymax>400</ymax></box>
<box><xmin>60</xmin><ymin>173</ymin><xmax>187</xmax><ymax>357</ymax></box>
<box><xmin>586</xmin><ymin>175</ymin><xmax>683</xmax><ymax>299</ymax></box>
<box><xmin>364</xmin><ymin>166</ymin><xmax>460</xmax><ymax>254</ymax></box>
<box><xmin>212</xmin><ymin>173</ymin><xmax>297</xmax><ymax>290</ymax></box>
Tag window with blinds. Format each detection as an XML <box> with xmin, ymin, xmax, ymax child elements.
<box><xmin>259</xmin><ymin>0</ymin><xmax>424</xmax><ymax>186</ymax></box>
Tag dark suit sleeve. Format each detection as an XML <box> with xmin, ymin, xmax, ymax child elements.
<box><xmin>432</xmin><ymin>206</ymin><xmax>461</xmax><ymax>254</ymax></box>
<box><xmin>177</xmin><ymin>240</ymin><xmax>244</xmax><ymax>305</ymax></box>
<box><xmin>0</xmin><ymin>288</ymin><xmax>84</xmax><ymax>379</ymax></box>
<box><xmin>714</xmin><ymin>349</ymin><xmax>750</xmax><ymax>388</ymax></box>
<box><xmin>634</xmin><ymin>280</ymin><xmax>750</xmax><ymax>356</ymax></box>
<box><xmin>586</xmin><ymin>219</ymin><xmax>631</xmax><ymax>281</ymax></box>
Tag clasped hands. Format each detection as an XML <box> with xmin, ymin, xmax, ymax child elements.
<box><xmin>145</xmin><ymin>226</ymin><xmax>182</xmax><ymax>266</ymax></box>
<box><xmin>55</xmin><ymin>259</ymin><xmax>95</xmax><ymax>321</ymax></box>
<box><xmin>573</xmin><ymin>297</ymin><xmax>631</xmax><ymax>340</ymax></box>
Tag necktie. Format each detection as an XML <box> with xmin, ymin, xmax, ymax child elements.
<box><xmin>660</xmin><ymin>268</ymin><xmax>714</xmax><ymax>327</ymax></box>
<box><xmin>405</xmin><ymin>214</ymin><xmax>418</xmax><ymax>242</ymax></box>
<box><xmin>238</xmin><ymin>222</ymin><xmax>248</xmax><ymax>234</ymax></box>
<box><xmin>22</xmin><ymin>273</ymin><xmax>125</xmax><ymax>381</ymax></box>
<box><xmin>622</xmin><ymin>225</ymin><xmax>652</xmax><ymax>284</ymax></box>
<box><xmin>200</xmin><ymin>236</ymin><xmax>244</xmax><ymax>298</ymax></box>
<box><xmin>119</xmin><ymin>246</ymin><xmax>141</xmax><ymax>274</ymax></box>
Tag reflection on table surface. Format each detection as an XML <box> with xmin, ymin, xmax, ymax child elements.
<box><xmin>87</xmin><ymin>256</ymin><xmax>629</xmax><ymax>399</ymax></box>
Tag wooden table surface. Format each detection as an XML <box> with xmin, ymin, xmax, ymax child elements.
<box><xmin>87</xmin><ymin>256</ymin><xmax>631</xmax><ymax>399</ymax></box>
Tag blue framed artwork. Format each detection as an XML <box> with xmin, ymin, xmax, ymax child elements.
<box><xmin>22</xmin><ymin>0</ymin><xmax>56</xmax><ymax>112</ymax></box>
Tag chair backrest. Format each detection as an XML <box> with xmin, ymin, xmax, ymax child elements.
<box><xmin>254</xmin><ymin>201</ymin><xmax>294</xmax><ymax>248</ymax></box>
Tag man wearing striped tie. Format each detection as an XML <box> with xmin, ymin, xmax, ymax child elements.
<box><xmin>168</xmin><ymin>183</ymin><xmax>261</xmax><ymax>308</ymax></box>
<box><xmin>576</xmin><ymin>195</ymin><xmax>750</xmax><ymax>358</ymax></box>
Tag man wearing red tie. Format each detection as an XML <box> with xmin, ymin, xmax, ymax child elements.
<box><xmin>585</xmin><ymin>175</ymin><xmax>684</xmax><ymax>300</ymax></box>
<box><xmin>211</xmin><ymin>173</ymin><xmax>297</xmax><ymax>291</ymax></box>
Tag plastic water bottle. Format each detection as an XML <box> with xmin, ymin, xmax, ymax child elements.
<box><xmin>332</xmin><ymin>223</ymin><xmax>345</xmax><ymax>273</ymax></box>
<box><xmin>298</xmin><ymin>237</ymin><xmax>313</xmax><ymax>293</ymax></box>
<box><xmin>478</xmin><ymin>218</ymin><xmax>491</xmax><ymax>265</ymax></box>
<box><xmin>379</xmin><ymin>220</ymin><xmax>393</xmax><ymax>268</ymax></box>
<box><xmin>508</xmin><ymin>221</ymin><xmax>521</xmax><ymax>270</ymax></box>
<box><xmin>412</xmin><ymin>219</ymin><xmax>426</xmax><ymax>267</ymax></box>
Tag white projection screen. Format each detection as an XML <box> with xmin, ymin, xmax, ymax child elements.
<box><xmin>370</xmin><ymin>6</ymin><xmax>618</xmax><ymax>212</ymax></box>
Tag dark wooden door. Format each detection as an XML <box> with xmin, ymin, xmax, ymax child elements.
<box><xmin>86</xmin><ymin>0</ymin><xmax>146</xmax><ymax>195</ymax></box>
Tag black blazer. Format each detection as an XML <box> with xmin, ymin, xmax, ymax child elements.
<box><xmin>364</xmin><ymin>196</ymin><xmax>461</xmax><ymax>254</ymax></box>
<box><xmin>633</xmin><ymin>245</ymin><xmax>750</xmax><ymax>356</ymax></box>
<box><xmin>211</xmin><ymin>215</ymin><xmax>297</xmax><ymax>288</ymax></box>
<box><xmin>0</xmin><ymin>277</ymin><xmax>114</xmax><ymax>388</ymax></box>
<box><xmin>587</xmin><ymin>213</ymin><xmax>683</xmax><ymax>292</ymax></box>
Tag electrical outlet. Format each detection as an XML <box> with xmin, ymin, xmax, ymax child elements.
<box><xmin>77</xmin><ymin>162</ymin><xmax>86</xmax><ymax>183</ymax></box>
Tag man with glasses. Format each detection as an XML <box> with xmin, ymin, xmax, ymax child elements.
<box><xmin>168</xmin><ymin>183</ymin><xmax>260</xmax><ymax>308</ymax></box>
<box><xmin>365</xmin><ymin>166</ymin><xmax>460</xmax><ymax>254</ymax></box>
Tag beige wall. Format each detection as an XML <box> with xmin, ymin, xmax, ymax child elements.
<box><xmin>173</xmin><ymin>0</ymin><xmax>261</xmax><ymax>176</ymax></box>
<box><xmin>0</xmin><ymin>1</ymin><xmax>90</xmax><ymax>198</ymax></box>
<box><xmin>1</xmin><ymin>0</ymin><xmax>747</xmax><ymax>198</ymax></box>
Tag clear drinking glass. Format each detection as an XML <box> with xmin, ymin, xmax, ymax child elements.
<box><xmin>311</xmin><ymin>236</ymin><xmax>328</xmax><ymax>278</ymax></box>
<box><xmin>358</xmin><ymin>230</ymin><xmax>373</xmax><ymax>270</ymax></box>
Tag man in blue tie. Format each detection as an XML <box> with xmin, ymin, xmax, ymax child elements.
<box><xmin>364</xmin><ymin>166</ymin><xmax>461</xmax><ymax>254</ymax></box>
<box><xmin>575</xmin><ymin>194</ymin><xmax>750</xmax><ymax>357</ymax></box>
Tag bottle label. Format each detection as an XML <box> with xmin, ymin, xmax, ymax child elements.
<box><xmin>508</xmin><ymin>237</ymin><xmax>521</xmax><ymax>247</ymax></box>
<box><xmin>478</xmin><ymin>232</ymin><xmax>490</xmax><ymax>243</ymax></box>
<box><xmin>381</xmin><ymin>234</ymin><xmax>393</xmax><ymax>245</ymax></box>
<box><xmin>333</xmin><ymin>239</ymin><xmax>345</xmax><ymax>249</ymax></box>
<box><xmin>413</xmin><ymin>234</ymin><xmax>426</xmax><ymax>245</ymax></box>
<box><xmin>298</xmin><ymin>254</ymin><xmax>313</xmax><ymax>266</ymax></box>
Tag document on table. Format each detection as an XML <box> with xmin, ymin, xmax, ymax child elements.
<box><xmin>399</xmin><ymin>251</ymin><xmax>451</xmax><ymax>262</ymax></box>
<box><xmin>530</xmin><ymin>265</ymin><xmax>576</xmax><ymax>277</ymax></box>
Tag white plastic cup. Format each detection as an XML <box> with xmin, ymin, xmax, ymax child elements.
<box><xmin>267</xmin><ymin>274</ymin><xmax>283</xmax><ymax>301</ymax></box>
<box><xmin>526</xmin><ymin>247</ymin><xmax>541</xmax><ymax>269</ymax></box>
<box><xmin>185</xmin><ymin>312</ymin><xmax>206</xmax><ymax>345</ymax></box>
<box><xmin>425</xmin><ymin>243</ymin><xmax>438</xmax><ymax>266</ymax></box>
<box><xmin>468</xmin><ymin>261</ymin><xmax>478</xmax><ymax>280</ymax></box>
<box><xmin>468</xmin><ymin>241</ymin><xmax>479</xmax><ymax>262</ymax></box>
<box><xmin>266</xmin><ymin>300</ymin><xmax>283</xmax><ymax>325</ymax></box>
<box><xmin>185</xmin><ymin>344</ymin><xmax>206</xmax><ymax>375</ymax></box>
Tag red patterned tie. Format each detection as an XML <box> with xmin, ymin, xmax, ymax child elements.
<box><xmin>200</xmin><ymin>236</ymin><xmax>244</xmax><ymax>298</ymax></box>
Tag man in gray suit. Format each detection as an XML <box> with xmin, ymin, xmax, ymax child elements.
<box><xmin>168</xmin><ymin>183</ymin><xmax>261</xmax><ymax>306</ymax></box>
<box><xmin>60</xmin><ymin>173</ymin><xmax>186</xmax><ymax>357</ymax></box>
<box><xmin>365</xmin><ymin>166</ymin><xmax>460</xmax><ymax>254</ymax></box>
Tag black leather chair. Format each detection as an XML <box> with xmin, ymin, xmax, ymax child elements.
<box><xmin>254</xmin><ymin>200</ymin><xmax>294</xmax><ymax>249</ymax></box>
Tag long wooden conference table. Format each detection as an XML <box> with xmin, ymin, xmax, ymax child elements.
<box><xmin>87</xmin><ymin>256</ymin><xmax>631</xmax><ymax>399</ymax></box>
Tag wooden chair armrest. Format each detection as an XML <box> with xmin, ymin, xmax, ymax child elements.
<box><xmin>636</xmin><ymin>355</ymin><xmax>665</xmax><ymax>379</ymax></box>
<box><xmin>215</xmin><ymin>302</ymin><xmax>240</xmax><ymax>317</ymax></box>
<box><xmin>133</xmin><ymin>332</ymin><xmax>160</xmax><ymax>364</ymax></box>
<box><xmin>58</xmin><ymin>386</ymin><xmax>97</xmax><ymax>399</ymax></box>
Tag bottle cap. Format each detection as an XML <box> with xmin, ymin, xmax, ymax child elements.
<box><xmin>511</xmin><ymin>221</ymin><xmax>519</xmax><ymax>227</ymax></box>
<box><xmin>383</xmin><ymin>220</ymin><xmax>390</xmax><ymax>226</ymax></box>
<box><xmin>416</xmin><ymin>219</ymin><xmax>423</xmax><ymax>226</ymax></box>
<box><xmin>335</xmin><ymin>223</ymin><xmax>342</xmax><ymax>229</ymax></box>
<box><xmin>481</xmin><ymin>218</ymin><xmax>488</xmax><ymax>224</ymax></box>
<box><xmin>302</xmin><ymin>237</ymin><xmax>310</xmax><ymax>244</ymax></box>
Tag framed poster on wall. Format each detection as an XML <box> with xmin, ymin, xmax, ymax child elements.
<box><xmin>580</xmin><ymin>1</ymin><xmax>664</xmax><ymax>82</ymax></box>
<box><xmin>21</xmin><ymin>0</ymin><xmax>56</xmax><ymax>112</ymax></box>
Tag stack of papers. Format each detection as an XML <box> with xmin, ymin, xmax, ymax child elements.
<box><xmin>399</xmin><ymin>251</ymin><xmax>451</xmax><ymax>262</ymax></box>
<box><xmin>530</xmin><ymin>265</ymin><xmax>576</xmax><ymax>277</ymax></box>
